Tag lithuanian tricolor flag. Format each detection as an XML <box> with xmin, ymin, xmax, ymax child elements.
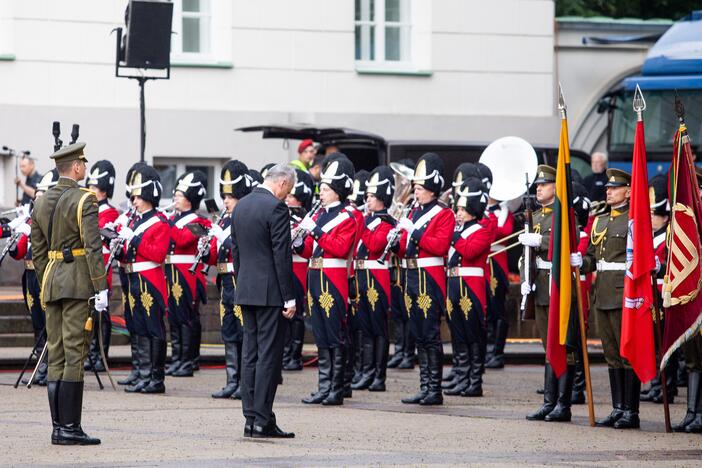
<box><xmin>546</xmin><ymin>114</ymin><xmax>579</xmax><ymax>378</ymax></box>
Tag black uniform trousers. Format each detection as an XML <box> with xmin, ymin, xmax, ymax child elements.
<box><xmin>241</xmin><ymin>305</ymin><xmax>286</xmax><ymax>429</ymax></box>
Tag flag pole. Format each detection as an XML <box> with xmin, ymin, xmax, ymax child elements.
<box><xmin>559</xmin><ymin>83</ymin><xmax>595</xmax><ymax>426</ymax></box>
<box><xmin>650</xmin><ymin>272</ymin><xmax>672</xmax><ymax>432</ymax></box>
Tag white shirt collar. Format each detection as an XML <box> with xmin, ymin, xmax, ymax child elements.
<box><xmin>325</xmin><ymin>201</ymin><xmax>341</xmax><ymax>209</ymax></box>
<box><xmin>260</xmin><ymin>183</ymin><xmax>276</xmax><ymax>196</ymax></box>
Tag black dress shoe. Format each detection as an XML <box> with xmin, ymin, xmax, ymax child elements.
<box><xmin>243</xmin><ymin>423</ymin><xmax>253</xmax><ymax>437</ymax></box>
<box><xmin>252</xmin><ymin>424</ymin><xmax>295</xmax><ymax>438</ymax></box>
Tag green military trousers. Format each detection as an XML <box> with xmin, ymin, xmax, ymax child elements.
<box><xmin>46</xmin><ymin>298</ymin><xmax>91</xmax><ymax>382</ymax></box>
<box><xmin>536</xmin><ymin>304</ymin><xmax>576</xmax><ymax>365</ymax></box>
<box><xmin>595</xmin><ymin>307</ymin><xmax>629</xmax><ymax>369</ymax></box>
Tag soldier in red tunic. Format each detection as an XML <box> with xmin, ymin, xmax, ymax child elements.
<box><xmin>393</xmin><ymin>153</ymin><xmax>455</xmax><ymax>406</ymax></box>
<box><xmin>82</xmin><ymin>160</ymin><xmax>119</xmax><ymax>372</ymax></box>
<box><xmin>296</xmin><ymin>156</ymin><xmax>357</xmax><ymax>406</ymax></box>
<box><xmin>165</xmin><ymin>171</ymin><xmax>212</xmax><ymax>377</ymax></box>
<box><xmin>114</xmin><ymin>165</ymin><xmax>171</xmax><ymax>393</ymax></box>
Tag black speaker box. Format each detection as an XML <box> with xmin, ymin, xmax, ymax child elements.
<box><xmin>125</xmin><ymin>0</ymin><xmax>173</xmax><ymax>69</ymax></box>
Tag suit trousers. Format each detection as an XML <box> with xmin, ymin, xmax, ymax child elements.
<box><xmin>241</xmin><ymin>305</ymin><xmax>286</xmax><ymax>429</ymax></box>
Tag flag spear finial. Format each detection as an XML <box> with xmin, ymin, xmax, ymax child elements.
<box><xmin>557</xmin><ymin>82</ymin><xmax>567</xmax><ymax>120</ymax></box>
<box><xmin>674</xmin><ymin>90</ymin><xmax>685</xmax><ymax>123</ymax></box>
<box><xmin>633</xmin><ymin>84</ymin><xmax>646</xmax><ymax>122</ymax></box>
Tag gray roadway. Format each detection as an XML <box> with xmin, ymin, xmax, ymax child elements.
<box><xmin>0</xmin><ymin>362</ymin><xmax>700</xmax><ymax>466</ymax></box>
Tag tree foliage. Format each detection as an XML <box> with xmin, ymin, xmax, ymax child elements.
<box><xmin>556</xmin><ymin>0</ymin><xmax>698</xmax><ymax>20</ymax></box>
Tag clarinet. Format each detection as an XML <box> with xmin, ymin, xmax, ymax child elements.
<box><xmin>189</xmin><ymin>208</ymin><xmax>227</xmax><ymax>275</ymax></box>
<box><xmin>378</xmin><ymin>199</ymin><xmax>418</xmax><ymax>264</ymax></box>
<box><xmin>105</xmin><ymin>208</ymin><xmax>137</xmax><ymax>273</ymax></box>
<box><xmin>290</xmin><ymin>200</ymin><xmax>322</xmax><ymax>248</ymax></box>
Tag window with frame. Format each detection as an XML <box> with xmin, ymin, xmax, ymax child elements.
<box><xmin>154</xmin><ymin>158</ymin><xmax>218</xmax><ymax>206</ymax></box>
<box><xmin>171</xmin><ymin>0</ymin><xmax>212</xmax><ymax>59</ymax></box>
<box><xmin>355</xmin><ymin>0</ymin><xmax>411</xmax><ymax>64</ymax></box>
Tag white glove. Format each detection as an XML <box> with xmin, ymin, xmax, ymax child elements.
<box><xmin>197</xmin><ymin>236</ymin><xmax>210</xmax><ymax>254</ymax></box>
<box><xmin>298</xmin><ymin>216</ymin><xmax>316</xmax><ymax>232</ymax></box>
<box><xmin>518</xmin><ymin>232</ymin><xmax>542</xmax><ymax>248</ymax></box>
<box><xmin>386</xmin><ymin>229</ymin><xmax>399</xmax><ymax>247</ymax></box>
<box><xmin>655</xmin><ymin>256</ymin><xmax>661</xmax><ymax>273</ymax></box>
<box><xmin>8</xmin><ymin>216</ymin><xmax>27</xmax><ymax>230</ymax></box>
<box><xmin>397</xmin><ymin>217</ymin><xmax>414</xmax><ymax>233</ymax></box>
<box><xmin>118</xmin><ymin>226</ymin><xmax>135</xmax><ymax>242</ymax></box>
<box><xmin>94</xmin><ymin>289</ymin><xmax>109</xmax><ymax>312</ymax></box>
<box><xmin>208</xmin><ymin>225</ymin><xmax>227</xmax><ymax>245</ymax></box>
<box><xmin>570</xmin><ymin>252</ymin><xmax>583</xmax><ymax>268</ymax></box>
<box><xmin>14</xmin><ymin>223</ymin><xmax>31</xmax><ymax>237</ymax></box>
<box><xmin>115</xmin><ymin>213</ymin><xmax>129</xmax><ymax>227</ymax></box>
<box><xmin>497</xmin><ymin>201</ymin><xmax>509</xmax><ymax>227</ymax></box>
<box><xmin>520</xmin><ymin>281</ymin><xmax>532</xmax><ymax>296</ymax></box>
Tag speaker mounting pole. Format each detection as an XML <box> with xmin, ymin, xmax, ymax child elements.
<box><xmin>138</xmin><ymin>77</ymin><xmax>146</xmax><ymax>162</ymax></box>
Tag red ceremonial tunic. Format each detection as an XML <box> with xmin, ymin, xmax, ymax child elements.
<box><xmin>168</xmin><ymin>210</ymin><xmax>213</xmax><ymax>304</ymax></box>
<box><xmin>448</xmin><ymin>220</ymin><xmax>494</xmax><ymax>311</ymax></box>
<box><xmin>98</xmin><ymin>199</ymin><xmax>120</xmax><ymax>289</ymax></box>
<box><xmin>485</xmin><ymin>204</ymin><xmax>514</xmax><ymax>276</ymax></box>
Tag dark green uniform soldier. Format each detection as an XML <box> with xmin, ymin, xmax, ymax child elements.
<box><xmin>519</xmin><ymin>164</ymin><xmax>576</xmax><ymax>422</ymax></box>
<box><xmin>32</xmin><ymin>142</ymin><xmax>109</xmax><ymax>445</ymax></box>
<box><xmin>582</xmin><ymin>168</ymin><xmax>639</xmax><ymax>429</ymax></box>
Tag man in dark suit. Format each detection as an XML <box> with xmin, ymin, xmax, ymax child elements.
<box><xmin>231</xmin><ymin>163</ymin><xmax>297</xmax><ymax>439</ymax></box>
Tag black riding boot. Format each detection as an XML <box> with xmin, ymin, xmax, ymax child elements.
<box><xmin>677</xmin><ymin>353</ymin><xmax>688</xmax><ymax>387</ymax></box>
<box><xmin>91</xmin><ymin>310</ymin><xmax>111</xmax><ymax>372</ymax></box>
<box><xmin>55</xmin><ymin>381</ymin><xmax>100</xmax><ymax>445</ymax></box>
<box><xmin>323</xmin><ymin>347</ymin><xmax>346</xmax><ymax>405</ymax></box>
<box><xmin>192</xmin><ymin>317</ymin><xmax>202</xmax><ymax>371</ymax></box>
<box><xmin>302</xmin><ymin>348</ymin><xmax>331</xmax><ymax>404</ymax></box>
<box><xmin>398</xmin><ymin>322</ymin><xmax>417</xmax><ymax>369</ymax></box>
<box><xmin>596</xmin><ymin>368</ymin><xmax>625</xmax><ymax>427</ymax></box>
<box><xmin>142</xmin><ymin>338</ymin><xmax>167</xmax><ymax>394</ymax></box>
<box><xmin>369</xmin><ymin>336</ymin><xmax>389</xmax><ymax>392</ymax></box>
<box><xmin>172</xmin><ymin>324</ymin><xmax>194</xmax><ymax>377</ymax></box>
<box><xmin>165</xmin><ymin>324</ymin><xmax>182</xmax><ymax>376</ymax></box>
<box><xmin>402</xmin><ymin>348</ymin><xmax>428</xmax><ymax>404</ymax></box>
<box><xmin>444</xmin><ymin>344</ymin><xmax>470</xmax><ymax>395</ymax></box>
<box><xmin>212</xmin><ymin>341</ymin><xmax>240</xmax><ymax>398</ymax></box>
<box><xmin>387</xmin><ymin>320</ymin><xmax>405</xmax><ymax>368</ymax></box>
<box><xmin>652</xmin><ymin>357</ymin><xmax>679</xmax><ymax>404</ymax></box>
<box><xmin>462</xmin><ymin>342</ymin><xmax>485</xmax><ymax>397</ymax></box>
<box><xmin>674</xmin><ymin>371</ymin><xmax>700</xmax><ymax>432</ymax></box>
<box><xmin>351</xmin><ymin>335</ymin><xmax>376</xmax><ymax>390</ymax></box>
<box><xmin>118</xmin><ymin>338</ymin><xmax>140</xmax><ymax>385</ymax></box>
<box><xmin>527</xmin><ymin>364</ymin><xmax>557</xmax><ymax>420</ymax></box>
<box><xmin>351</xmin><ymin>330</ymin><xmax>363</xmax><ymax>385</ymax></box>
<box><xmin>684</xmin><ymin>373</ymin><xmax>702</xmax><ymax>433</ymax></box>
<box><xmin>485</xmin><ymin>318</ymin><xmax>508</xmax><ymax>369</ymax></box>
<box><xmin>571</xmin><ymin>353</ymin><xmax>586</xmax><ymax>405</ymax></box>
<box><xmin>283</xmin><ymin>319</ymin><xmax>305</xmax><ymax>371</ymax></box>
<box><xmin>34</xmin><ymin>330</ymin><xmax>48</xmax><ymax>386</ymax></box>
<box><xmin>614</xmin><ymin>369</ymin><xmax>641</xmax><ymax>429</ymax></box>
<box><xmin>47</xmin><ymin>380</ymin><xmax>61</xmax><ymax>444</ymax></box>
<box><xmin>420</xmin><ymin>347</ymin><xmax>443</xmax><ymax>405</ymax></box>
<box><xmin>443</xmin><ymin>335</ymin><xmax>459</xmax><ymax>381</ymax></box>
<box><xmin>125</xmin><ymin>335</ymin><xmax>152</xmax><ymax>393</ymax></box>
<box><xmin>545</xmin><ymin>365</ymin><xmax>574</xmax><ymax>422</ymax></box>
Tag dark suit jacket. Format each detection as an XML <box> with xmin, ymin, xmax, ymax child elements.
<box><xmin>231</xmin><ymin>186</ymin><xmax>295</xmax><ymax>307</ymax></box>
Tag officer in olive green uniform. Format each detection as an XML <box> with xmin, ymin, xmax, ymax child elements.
<box><xmin>32</xmin><ymin>143</ymin><xmax>108</xmax><ymax>446</ymax></box>
<box><xmin>582</xmin><ymin>168</ymin><xmax>639</xmax><ymax>429</ymax></box>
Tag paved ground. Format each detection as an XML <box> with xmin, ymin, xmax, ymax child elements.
<box><xmin>0</xmin><ymin>362</ymin><xmax>700</xmax><ymax>467</ymax></box>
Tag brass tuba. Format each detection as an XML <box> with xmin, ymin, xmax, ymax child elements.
<box><xmin>479</xmin><ymin>136</ymin><xmax>538</xmax><ymax>209</ymax></box>
<box><xmin>389</xmin><ymin>161</ymin><xmax>415</xmax><ymax>219</ymax></box>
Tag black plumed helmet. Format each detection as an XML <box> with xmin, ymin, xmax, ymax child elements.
<box><xmin>365</xmin><ymin>165</ymin><xmax>395</xmax><ymax>208</ymax></box>
<box><xmin>455</xmin><ymin>177</ymin><xmax>487</xmax><ymax>218</ymax></box>
<box><xmin>413</xmin><ymin>152</ymin><xmax>445</xmax><ymax>195</ymax></box>
<box><xmin>131</xmin><ymin>165</ymin><xmax>162</xmax><ymax>206</ymax></box>
<box><xmin>350</xmin><ymin>170</ymin><xmax>370</xmax><ymax>205</ymax></box>
<box><xmin>248</xmin><ymin>169</ymin><xmax>263</xmax><ymax>187</ymax></box>
<box><xmin>174</xmin><ymin>170</ymin><xmax>207</xmax><ymax>210</ymax></box>
<box><xmin>36</xmin><ymin>169</ymin><xmax>60</xmax><ymax>193</ymax></box>
<box><xmin>649</xmin><ymin>174</ymin><xmax>670</xmax><ymax>216</ymax></box>
<box><xmin>86</xmin><ymin>160</ymin><xmax>116</xmax><ymax>199</ymax></box>
<box><xmin>291</xmin><ymin>169</ymin><xmax>314</xmax><ymax>210</ymax></box>
<box><xmin>452</xmin><ymin>163</ymin><xmax>480</xmax><ymax>190</ymax></box>
<box><xmin>260</xmin><ymin>162</ymin><xmax>276</xmax><ymax>179</ymax></box>
<box><xmin>320</xmin><ymin>152</ymin><xmax>355</xmax><ymax>199</ymax></box>
<box><xmin>125</xmin><ymin>162</ymin><xmax>146</xmax><ymax>199</ymax></box>
<box><xmin>476</xmin><ymin>162</ymin><xmax>493</xmax><ymax>191</ymax></box>
<box><xmin>572</xmin><ymin>182</ymin><xmax>591</xmax><ymax>227</ymax></box>
<box><xmin>220</xmin><ymin>160</ymin><xmax>252</xmax><ymax>200</ymax></box>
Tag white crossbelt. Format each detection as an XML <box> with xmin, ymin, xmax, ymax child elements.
<box><xmin>124</xmin><ymin>261</ymin><xmax>160</xmax><ymax>273</ymax></box>
<box><xmin>354</xmin><ymin>259</ymin><xmax>388</xmax><ymax>270</ymax></box>
<box><xmin>401</xmin><ymin>257</ymin><xmax>444</xmax><ymax>269</ymax></box>
<box><xmin>102</xmin><ymin>246</ymin><xmax>110</xmax><ymax>254</ymax></box>
<box><xmin>292</xmin><ymin>254</ymin><xmax>307</xmax><ymax>264</ymax></box>
<box><xmin>166</xmin><ymin>254</ymin><xmax>197</xmax><ymax>264</ymax></box>
<box><xmin>309</xmin><ymin>258</ymin><xmax>347</xmax><ymax>269</ymax></box>
<box><xmin>536</xmin><ymin>258</ymin><xmax>552</xmax><ymax>270</ymax></box>
<box><xmin>597</xmin><ymin>260</ymin><xmax>626</xmax><ymax>271</ymax></box>
<box><xmin>447</xmin><ymin>266</ymin><xmax>484</xmax><ymax>277</ymax></box>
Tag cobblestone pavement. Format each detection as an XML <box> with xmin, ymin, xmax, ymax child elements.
<box><xmin>0</xmin><ymin>363</ymin><xmax>700</xmax><ymax>467</ymax></box>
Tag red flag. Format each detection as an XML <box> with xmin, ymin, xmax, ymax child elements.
<box><xmin>620</xmin><ymin>119</ymin><xmax>656</xmax><ymax>383</ymax></box>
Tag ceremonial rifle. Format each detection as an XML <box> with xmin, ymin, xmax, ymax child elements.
<box><xmin>520</xmin><ymin>173</ymin><xmax>536</xmax><ymax>320</ymax></box>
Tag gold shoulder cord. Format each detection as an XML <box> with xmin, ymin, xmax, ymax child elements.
<box><xmin>590</xmin><ymin>216</ymin><xmax>607</xmax><ymax>246</ymax></box>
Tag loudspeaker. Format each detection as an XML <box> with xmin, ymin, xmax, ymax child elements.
<box><xmin>125</xmin><ymin>0</ymin><xmax>173</xmax><ymax>69</ymax></box>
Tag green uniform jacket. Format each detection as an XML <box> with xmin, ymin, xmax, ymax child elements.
<box><xmin>520</xmin><ymin>204</ymin><xmax>553</xmax><ymax>307</ymax></box>
<box><xmin>582</xmin><ymin>205</ymin><xmax>629</xmax><ymax>311</ymax></box>
<box><xmin>32</xmin><ymin>177</ymin><xmax>108</xmax><ymax>304</ymax></box>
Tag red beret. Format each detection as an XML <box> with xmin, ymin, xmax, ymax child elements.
<box><xmin>298</xmin><ymin>139</ymin><xmax>314</xmax><ymax>153</ymax></box>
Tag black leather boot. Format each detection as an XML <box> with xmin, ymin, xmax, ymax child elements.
<box><xmin>640</xmin><ymin>372</ymin><xmax>661</xmax><ymax>402</ymax></box>
<box><xmin>442</xmin><ymin>336</ymin><xmax>459</xmax><ymax>381</ymax></box>
<box><xmin>141</xmin><ymin>338</ymin><xmax>166</xmax><ymax>394</ymax></box>
<box><xmin>192</xmin><ymin>317</ymin><xmax>202</xmax><ymax>371</ymax></box>
<box><xmin>677</xmin><ymin>353</ymin><xmax>688</xmax><ymax>387</ymax></box>
<box><xmin>674</xmin><ymin>371</ymin><xmax>700</xmax><ymax>432</ymax></box>
<box><xmin>93</xmin><ymin>310</ymin><xmax>111</xmax><ymax>372</ymax></box>
<box><xmin>462</xmin><ymin>342</ymin><xmax>484</xmax><ymax>397</ymax></box>
<box><xmin>444</xmin><ymin>344</ymin><xmax>470</xmax><ymax>395</ymax></box>
<box><xmin>652</xmin><ymin>357</ymin><xmax>678</xmax><ymax>404</ymax></box>
<box><xmin>571</xmin><ymin>354</ymin><xmax>586</xmax><ymax>405</ymax></box>
<box><xmin>47</xmin><ymin>380</ymin><xmax>61</xmax><ymax>444</ymax></box>
<box><xmin>387</xmin><ymin>320</ymin><xmax>405</xmax><ymax>368</ymax></box>
<box><xmin>527</xmin><ymin>364</ymin><xmax>557</xmax><ymax>420</ymax></box>
<box><xmin>302</xmin><ymin>348</ymin><xmax>331</xmax><ymax>404</ymax></box>
<box><xmin>684</xmin><ymin>371</ymin><xmax>702</xmax><ymax>433</ymax></box>
<box><xmin>596</xmin><ymin>368</ymin><xmax>625</xmax><ymax>427</ymax></box>
<box><xmin>55</xmin><ymin>381</ymin><xmax>100</xmax><ymax>445</ymax></box>
<box><xmin>420</xmin><ymin>347</ymin><xmax>443</xmax><ymax>405</ymax></box>
<box><xmin>402</xmin><ymin>348</ymin><xmax>428</xmax><ymax>404</ymax></box>
<box><xmin>351</xmin><ymin>335</ymin><xmax>376</xmax><ymax>390</ymax></box>
<box><xmin>351</xmin><ymin>330</ymin><xmax>363</xmax><ymax>385</ymax></box>
<box><xmin>614</xmin><ymin>369</ymin><xmax>641</xmax><ymax>429</ymax></box>
<box><xmin>283</xmin><ymin>319</ymin><xmax>305</xmax><ymax>371</ymax></box>
<box><xmin>165</xmin><ymin>324</ymin><xmax>182</xmax><ymax>376</ymax></box>
<box><xmin>323</xmin><ymin>347</ymin><xmax>346</xmax><ymax>405</ymax></box>
<box><xmin>485</xmin><ymin>318</ymin><xmax>508</xmax><ymax>369</ymax></box>
<box><xmin>84</xmin><ymin>312</ymin><xmax>99</xmax><ymax>372</ymax></box>
<box><xmin>212</xmin><ymin>341</ymin><xmax>240</xmax><ymax>398</ymax></box>
<box><xmin>369</xmin><ymin>336</ymin><xmax>389</xmax><ymax>392</ymax></box>
<box><xmin>33</xmin><ymin>331</ymin><xmax>48</xmax><ymax>386</ymax></box>
<box><xmin>545</xmin><ymin>365</ymin><xmax>574</xmax><ymax>422</ymax></box>
<box><xmin>126</xmin><ymin>335</ymin><xmax>152</xmax><ymax>393</ymax></box>
<box><xmin>118</xmin><ymin>338</ymin><xmax>140</xmax><ymax>385</ymax></box>
<box><xmin>172</xmin><ymin>324</ymin><xmax>194</xmax><ymax>377</ymax></box>
<box><xmin>398</xmin><ymin>323</ymin><xmax>417</xmax><ymax>369</ymax></box>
